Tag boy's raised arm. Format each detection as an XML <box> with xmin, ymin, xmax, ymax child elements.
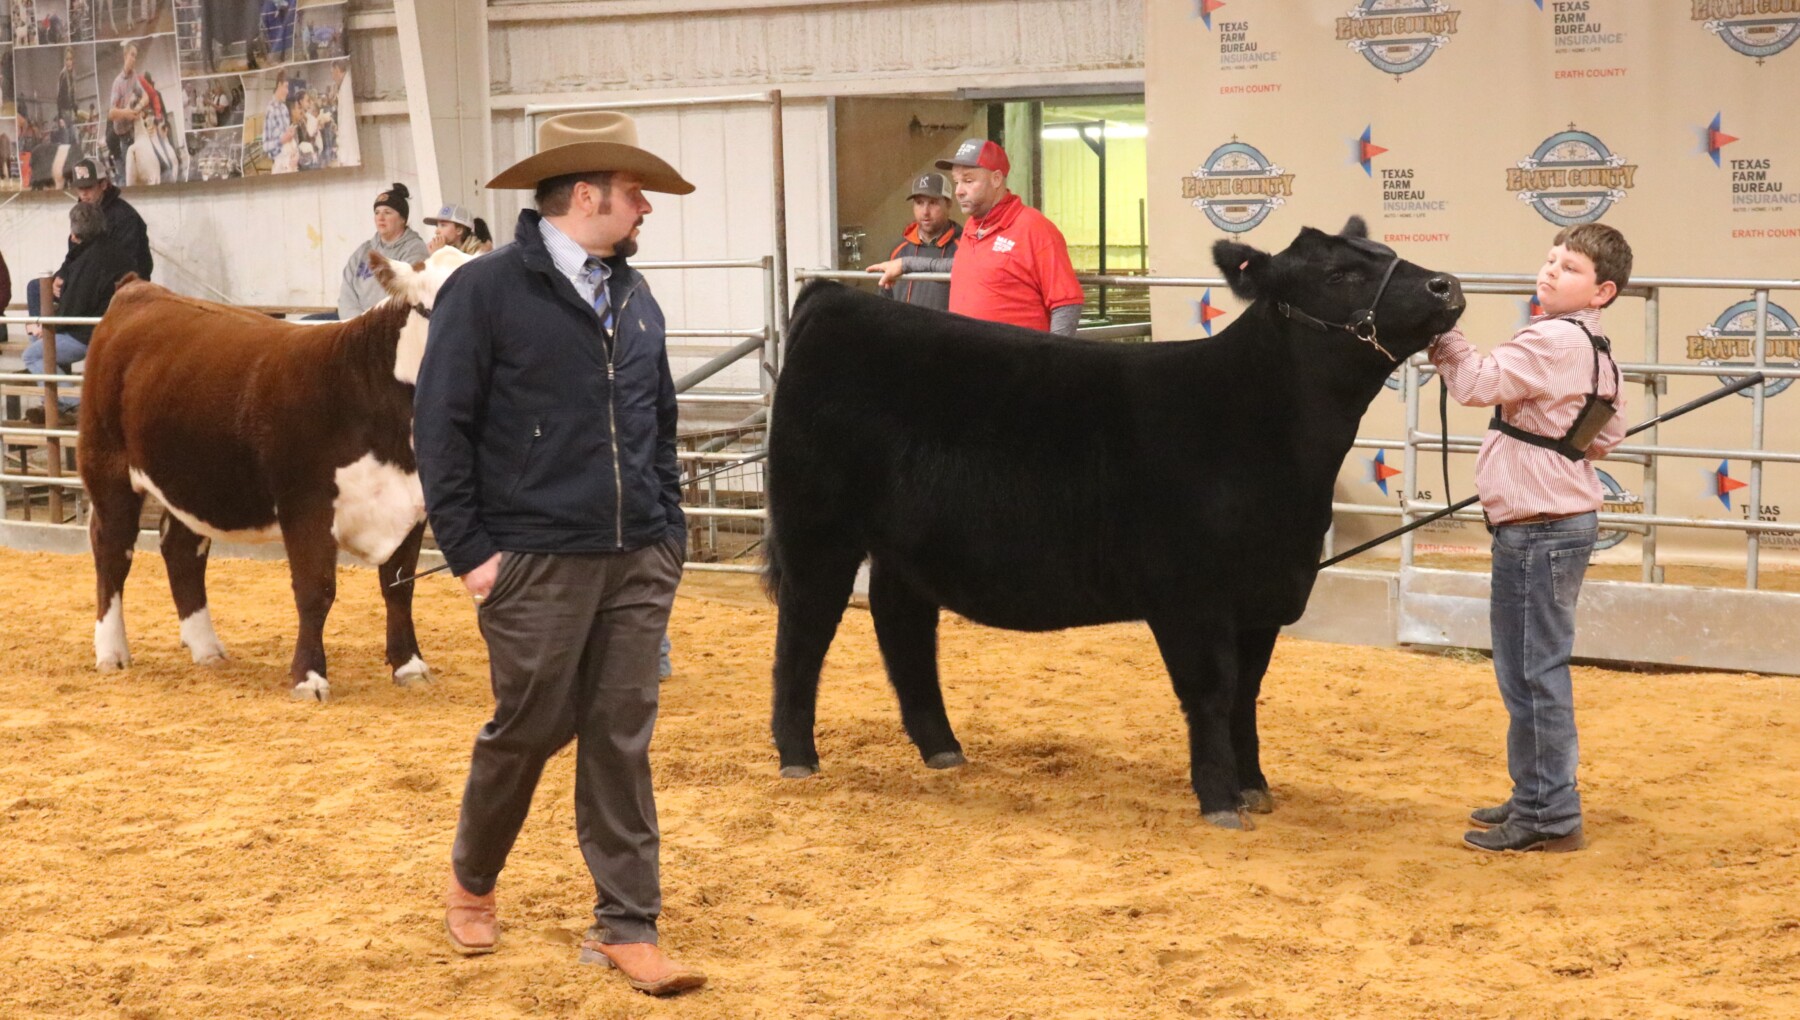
<box><xmin>1429</xmin><ymin>323</ymin><xmax>1560</xmax><ymax>409</ymax></box>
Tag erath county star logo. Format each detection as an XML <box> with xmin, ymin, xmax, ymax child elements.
<box><xmin>1194</xmin><ymin>289</ymin><xmax>1228</xmax><ymax>336</ymax></box>
<box><xmin>1368</xmin><ymin>449</ymin><xmax>1403</xmax><ymax>496</ymax></box>
<box><xmin>1358</xmin><ymin>125</ymin><xmax>1387</xmax><ymax>177</ymax></box>
<box><xmin>1196</xmin><ymin>0</ymin><xmax>1226</xmax><ymax>29</ymax></box>
<box><xmin>1519</xmin><ymin>294</ymin><xmax>1543</xmax><ymax>325</ymax></box>
<box><xmin>1713</xmin><ymin>460</ymin><xmax>1748</xmax><ymax>509</ymax></box>
<box><xmin>1706</xmin><ymin>112</ymin><xmax>1739</xmax><ymax>168</ymax></box>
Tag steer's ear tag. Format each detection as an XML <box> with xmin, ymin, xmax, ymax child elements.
<box><xmin>1214</xmin><ymin>240</ymin><xmax>1270</xmax><ymax>301</ymax></box>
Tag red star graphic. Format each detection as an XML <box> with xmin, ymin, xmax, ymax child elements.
<box><xmin>1203</xmin><ymin>0</ymin><xmax>1227</xmax><ymax>13</ymax></box>
<box><xmin>1360</xmin><ymin>139</ymin><xmax>1389</xmax><ymax>163</ymax></box>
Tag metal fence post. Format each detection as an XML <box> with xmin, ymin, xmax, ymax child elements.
<box><xmin>1400</xmin><ymin>354</ymin><xmax>1421</xmax><ymax>568</ymax></box>
<box><xmin>1641</xmin><ymin>286</ymin><xmax>1661</xmax><ymax>584</ymax></box>
<box><xmin>1748</xmin><ymin>288</ymin><xmax>1770</xmax><ymax>590</ymax></box>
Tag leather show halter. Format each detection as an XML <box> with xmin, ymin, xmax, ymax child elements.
<box><xmin>1271</xmin><ymin>248</ymin><xmax>1403</xmax><ymax>363</ymax></box>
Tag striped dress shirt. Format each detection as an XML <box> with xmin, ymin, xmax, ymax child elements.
<box><xmin>1428</xmin><ymin>308</ymin><xmax>1627</xmax><ymax>526</ymax></box>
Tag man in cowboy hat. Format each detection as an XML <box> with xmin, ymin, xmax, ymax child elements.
<box><xmin>413</xmin><ymin>110</ymin><xmax>705</xmax><ymax>996</ymax></box>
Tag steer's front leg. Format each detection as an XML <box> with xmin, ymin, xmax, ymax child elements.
<box><xmin>1148</xmin><ymin>611</ymin><xmax>1248</xmax><ymax>829</ymax></box>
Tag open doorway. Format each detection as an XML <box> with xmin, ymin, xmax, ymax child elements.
<box><xmin>832</xmin><ymin>93</ymin><xmax>1148</xmax><ymax>329</ymax></box>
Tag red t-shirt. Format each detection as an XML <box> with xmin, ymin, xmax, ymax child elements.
<box><xmin>948</xmin><ymin>194</ymin><xmax>1084</xmax><ymax>331</ymax></box>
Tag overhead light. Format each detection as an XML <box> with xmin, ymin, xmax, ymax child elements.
<box><xmin>1041</xmin><ymin>123</ymin><xmax>1147</xmax><ymax>140</ymax></box>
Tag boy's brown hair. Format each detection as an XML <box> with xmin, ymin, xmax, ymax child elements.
<box><xmin>1552</xmin><ymin>223</ymin><xmax>1633</xmax><ymax>307</ymax></box>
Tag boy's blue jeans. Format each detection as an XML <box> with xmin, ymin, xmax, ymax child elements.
<box><xmin>1488</xmin><ymin>511</ymin><xmax>1596</xmax><ymax>838</ymax></box>
<box><xmin>23</xmin><ymin>331</ymin><xmax>87</xmax><ymax>414</ymax></box>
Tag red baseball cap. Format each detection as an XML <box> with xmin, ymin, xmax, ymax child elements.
<box><xmin>935</xmin><ymin>138</ymin><xmax>1010</xmax><ymax>175</ymax></box>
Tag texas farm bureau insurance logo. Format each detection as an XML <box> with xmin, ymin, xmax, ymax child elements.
<box><xmin>1594</xmin><ymin>468</ymin><xmax>1642</xmax><ymax>551</ymax></box>
<box><xmin>1182</xmin><ymin>140</ymin><xmax>1296</xmax><ymax>233</ymax></box>
<box><xmin>1692</xmin><ymin>0</ymin><xmax>1800</xmax><ymax>62</ymax></box>
<box><xmin>1336</xmin><ymin>0</ymin><xmax>1462</xmax><ymax>78</ymax></box>
<box><xmin>1505</xmin><ymin>128</ymin><xmax>1638</xmax><ymax>226</ymax></box>
<box><xmin>1687</xmin><ymin>299</ymin><xmax>1800</xmax><ymax>398</ymax></box>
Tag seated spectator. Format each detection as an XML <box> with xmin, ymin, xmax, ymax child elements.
<box><xmin>424</xmin><ymin>203</ymin><xmax>486</xmax><ymax>255</ymax></box>
<box><xmin>471</xmin><ymin>217</ymin><xmax>494</xmax><ymax>253</ymax></box>
<box><xmin>335</xmin><ymin>182</ymin><xmax>428</xmax><ymax>320</ymax></box>
<box><xmin>24</xmin><ymin>201</ymin><xmax>132</xmax><ymax>423</ymax></box>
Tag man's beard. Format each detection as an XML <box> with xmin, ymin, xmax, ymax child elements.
<box><xmin>615</xmin><ymin>237</ymin><xmax>638</xmax><ymax>258</ymax></box>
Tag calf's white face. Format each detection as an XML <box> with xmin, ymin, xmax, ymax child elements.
<box><xmin>372</xmin><ymin>245</ymin><xmax>474</xmax><ymax>384</ymax></box>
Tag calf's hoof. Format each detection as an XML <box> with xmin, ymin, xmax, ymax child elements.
<box><xmin>95</xmin><ymin>655</ymin><xmax>130</xmax><ymax>672</ymax></box>
<box><xmin>778</xmin><ymin>764</ymin><xmax>818</xmax><ymax>780</ymax></box>
<box><xmin>1240</xmin><ymin>787</ymin><xmax>1275</xmax><ymax>814</ymax></box>
<box><xmin>291</xmin><ymin>672</ymin><xmax>331</xmax><ymax>703</ymax></box>
<box><xmin>392</xmin><ymin>655</ymin><xmax>432</xmax><ymax>687</ymax></box>
<box><xmin>1203</xmin><ymin>808</ymin><xmax>1256</xmax><ymax>831</ymax></box>
<box><xmin>924</xmin><ymin>750</ymin><xmax>967</xmax><ymax>770</ymax></box>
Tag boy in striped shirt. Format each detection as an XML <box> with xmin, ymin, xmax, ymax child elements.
<box><xmin>1427</xmin><ymin>223</ymin><xmax>1632</xmax><ymax>853</ymax></box>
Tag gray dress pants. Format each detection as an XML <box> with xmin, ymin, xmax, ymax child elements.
<box><xmin>451</xmin><ymin>541</ymin><xmax>682</xmax><ymax>944</ymax></box>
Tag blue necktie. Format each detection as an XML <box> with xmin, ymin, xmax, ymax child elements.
<box><xmin>582</xmin><ymin>260</ymin><xmax>615</xmax><ymax>335</ymax></box>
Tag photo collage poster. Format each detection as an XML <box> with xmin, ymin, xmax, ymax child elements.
<box><xmin>0</xmin><ymin>0</ymin><xmax>359</xmax><ymax>190</ymax></box>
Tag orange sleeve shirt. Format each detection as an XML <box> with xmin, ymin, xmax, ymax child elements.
<box><xmin>948</xmin><ymin>204</ymin><xmax>1085</xmax><ymax>331</ymax></box>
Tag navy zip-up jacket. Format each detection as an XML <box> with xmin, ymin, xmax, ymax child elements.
<box><xmin>414</xmin><ymin>209</ymin><xmax>685</xmax><ymax>576</ymax></box>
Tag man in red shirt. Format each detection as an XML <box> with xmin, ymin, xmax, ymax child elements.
<box><xmin>872</xmin><ymin>139</ymin><xmax>1085</xmax><ymax>334</ymax></box>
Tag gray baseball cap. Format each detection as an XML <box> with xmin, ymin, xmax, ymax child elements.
<box><xmin>907</xmin><ymin>171</ymin><xmax>953</xmax><ymax>201</ymax></box>
<box><xmin>424</xmin><ymin>203</ymin><xmax>474</xmax><ymax>229</ymax></box>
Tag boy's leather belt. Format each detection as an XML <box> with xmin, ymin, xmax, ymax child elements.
<box><xmin>1497</xmin><ymin>510</ymin><xmax>1591</xmax><ymax>526</ymax></box>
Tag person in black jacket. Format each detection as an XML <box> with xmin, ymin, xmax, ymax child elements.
<box><xmin>31</xmin><ymin>159</ymin><xmax>152</xmax><ymax>324</ymax></box>
<box><xmin>413</xmin><ymin>110</ymin><xmax>706</xmax><ymax>996</ymax></box>
<box><xmin>24</xmin><ymin>201</ymin><xmax>133</xmax><ymax>423</ymax></box>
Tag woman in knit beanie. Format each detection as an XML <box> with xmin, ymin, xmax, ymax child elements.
<box><xmin>336</xmin><ymin>181</ymin><xmax>429</xmax><ymax>319</ymax></box>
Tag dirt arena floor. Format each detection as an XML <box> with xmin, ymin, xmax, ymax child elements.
<box><xmin>1</xmin><ymin>547</ymin><xmax>1797</xmax><ymax>1019</ymax></box>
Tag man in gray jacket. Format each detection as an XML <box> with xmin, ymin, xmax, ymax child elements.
<box><xmin>867</xmin><ymin>170</ymin><xmax>961</xmax><ymax>311</ymax></box>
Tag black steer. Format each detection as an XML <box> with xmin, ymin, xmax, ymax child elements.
<box><xmin>764</xmin><ymin>217</ymin><xmax>1465</xmax><ymax>828</ymax></box>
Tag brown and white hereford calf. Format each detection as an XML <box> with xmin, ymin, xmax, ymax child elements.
<box><xmin>78</xmin><ymin>247</ymin><xmax>473</xmax><ymax>700</ymax></box>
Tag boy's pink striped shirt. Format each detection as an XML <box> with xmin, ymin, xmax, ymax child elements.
<box><xmin>1427</xmin><ymin>308</ymin><xmax>1627</xmax><ymax>526</ymax></box>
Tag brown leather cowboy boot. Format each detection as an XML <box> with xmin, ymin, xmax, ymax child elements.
<box><xmin>444</xmin><ymin>873</ymin><xmax>497</xmax><ymax>955</ymax></box>
<box><xmin>578</xmin><ymin>934</ymin><xmax>707</xmax><ymax>996</ymax></box>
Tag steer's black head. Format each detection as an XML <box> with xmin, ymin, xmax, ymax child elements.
<box><xmin>1214</xmin><ymin>217</ymin><xmax>1464</xmax><ymax>365</ymax></box>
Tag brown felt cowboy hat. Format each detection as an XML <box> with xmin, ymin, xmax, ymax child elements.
<box><xmin>487</xmin><ymin>111</ymin><xmax>695</xmax><ymax>194</ymax></box>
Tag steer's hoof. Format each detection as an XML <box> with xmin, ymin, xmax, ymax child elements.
<box><xmin>925</xmin><ymin>750</ymin><xmax>967</xmax><ymax>770</ymax></box>
<box><xmin>1203</xmin><ymin>808</ymin><xmax>1255</xmax><ymax>831</ymax></box>
<box><xmin>291</xmin><ymin>672</ymin><xmax>331</xmax><ymax>703</ymax></box>
<box><xmin>1240</xmin><ymin>787</ymin><xmax>1275</xmax><ymax>814</ymax></box>
<box><xmin>778</xmin><ymin>764</ymin><xmax>818</xmax><ymax>780</ymax></box>
<box><xmin>392</xmin><ymin>655</ymin><xmax>432</xmax><ymax>687</ymax></box>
